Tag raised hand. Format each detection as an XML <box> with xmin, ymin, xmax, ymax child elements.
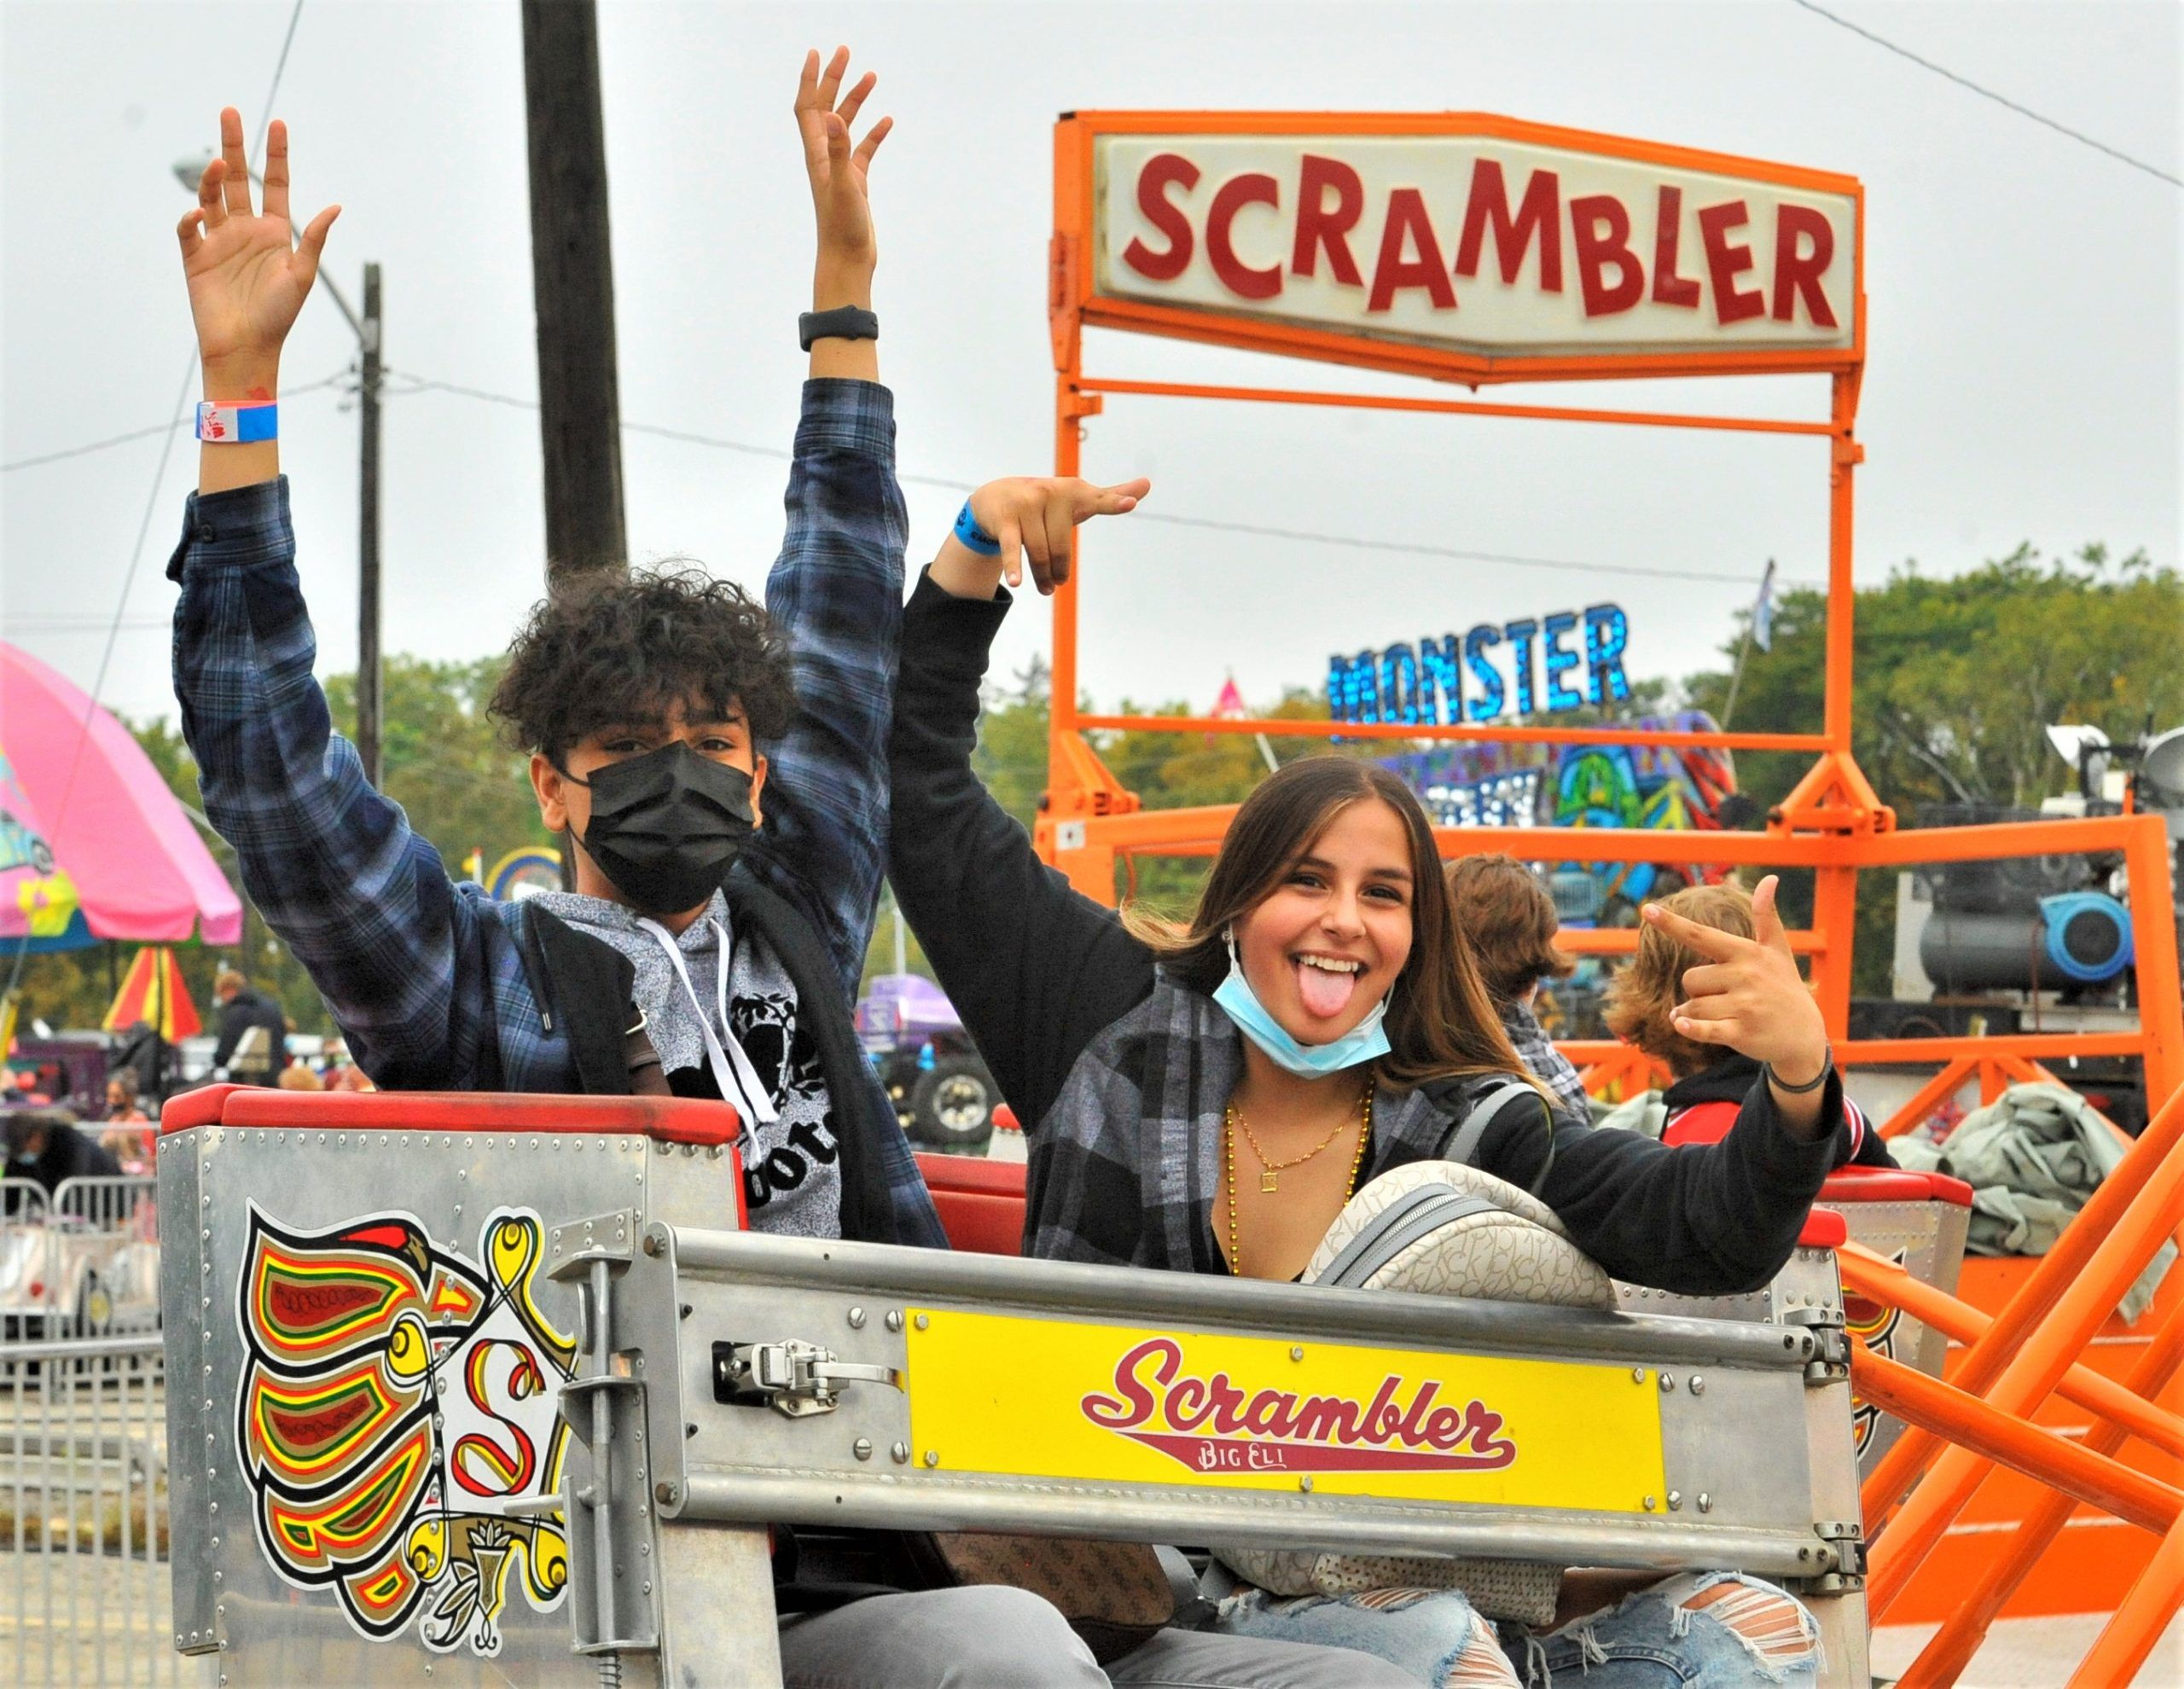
<box><xmin>176</xmin><ymin>109</ymin><xmax>339</xmax><ymax>389</ymax></box>
<box><xmin>1643</xmin><ymin>874</ymin><xmax>1832</xmax><ymax>1104</ymax></box>
<box><xmin>795</xmin><ymin>48</ymin><xmax>891</xmax><ymax>293</ymax></box>
<box><xmin>967</xmin><ymin>477</ymin><xmax>1154</xmax><ymax>595</ymax></box>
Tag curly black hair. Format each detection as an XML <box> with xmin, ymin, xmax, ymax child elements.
<box><xmin>489</xmin><ymin>564</ymin><xmax>796</xmax><ymax>761</ymax></box>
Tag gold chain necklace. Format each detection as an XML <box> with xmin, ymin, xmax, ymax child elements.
<box><xmin>1223</xmin><ymin>1080</ymin><xmax>1374</xmax><ymax>1278</ymax></box>
<box><xmin>1233</xmin><ymin>1096</ymin><xmax>1357</xmax><ymax>1193</ymax></box>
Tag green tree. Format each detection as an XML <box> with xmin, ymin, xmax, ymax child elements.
<box><xmin>1687</xmin><ymin>544</ymin><xmax>2183</xmax><ymax>992</ymax></box>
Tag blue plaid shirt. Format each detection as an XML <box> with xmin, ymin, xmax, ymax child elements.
<box><xmin>167</xmin><ymin>378</ymin><xmax>942</xmax><ymax>1245</ymax></box>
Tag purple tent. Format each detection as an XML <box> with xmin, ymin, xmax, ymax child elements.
<box><xmin>855</xmin><ymin>973</ymin><xmax>963</xmax><ymax>1045</ymax></box>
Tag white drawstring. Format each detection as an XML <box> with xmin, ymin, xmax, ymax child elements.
<box><xmin>635</xmin><ymin>916</ymin><xmax>779</xmax><ymax>1129</ymax></box>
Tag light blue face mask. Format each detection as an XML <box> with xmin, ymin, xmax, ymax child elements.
<box><xmin>1211</xmin><ymin>929</ymin><xmax>1392</xmax><ymax>1078</ymax></box>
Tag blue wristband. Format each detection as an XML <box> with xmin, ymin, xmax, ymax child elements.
<box><xmin>953</xmin><ymin>498</ymin><xmax>1001</xmax><ymax>557</ymax></box>
<box><xmin>195</xmin><ymin>400</ymin><xmax>277</xmax><ymax>444</ymax></box>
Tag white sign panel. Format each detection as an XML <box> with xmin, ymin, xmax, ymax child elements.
<box><xmin>1092</xmin><ymin>133</ymin><xmax>1857</xmax><ymax>359</ymax></box>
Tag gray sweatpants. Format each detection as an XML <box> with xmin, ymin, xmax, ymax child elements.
<box><xmin>777</xmin><ymin>1586</ymin><xmax>1420</xmax><ymax>1688</ymax></box>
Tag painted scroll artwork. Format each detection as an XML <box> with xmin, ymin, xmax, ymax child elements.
<box><xmin>234</xmin><ymin>1205</ymin><xmax>576</xmax><ymax>1655</ymax></box>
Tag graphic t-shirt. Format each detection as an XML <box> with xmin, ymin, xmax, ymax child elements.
<box><xmin>530</xmin><ymin>891</ymin><xmax>843</xmax><ymax>1237</ymax></box>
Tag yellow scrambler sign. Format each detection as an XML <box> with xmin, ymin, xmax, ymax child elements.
<box><xmin>905</xmin><ymin>1310</ymin><xmax>1664</xmax><ymax>1511</ymax></box>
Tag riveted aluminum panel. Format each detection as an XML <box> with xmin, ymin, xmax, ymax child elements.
<box><xmin>163</xmin><ymin>1114</ymin><xmax>741</xmax><ymax>1687</ymax></box>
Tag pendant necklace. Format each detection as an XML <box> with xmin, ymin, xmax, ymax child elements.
<box><xmin>1223</xmin><ymin>1079</ymin><xmax>1375</xmax><ymax>1278</ymax></box>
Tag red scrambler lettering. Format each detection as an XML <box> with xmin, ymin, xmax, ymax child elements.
<box><xmin>1123</xmin><ymin>151</ymin><xmax>1838</xmax><ymax>328</ymax></box>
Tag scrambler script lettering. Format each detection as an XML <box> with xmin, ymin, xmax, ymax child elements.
<box><xmin>1078</xmin><ymin>1337</ymin><xmax>1517</xmax><ymax>1474</ymax></box>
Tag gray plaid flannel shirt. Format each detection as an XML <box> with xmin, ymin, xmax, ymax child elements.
<box><xmin>168</xmin><ymin>378</ymin><xmax>940</xmax><ymax>1245</ymax></box>
<box><xmin>1502</xmin><ymin>998</ymin><xmax>1591</xmax><ymax>1128</ymax></box>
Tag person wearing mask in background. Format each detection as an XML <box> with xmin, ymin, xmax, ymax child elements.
<box><xmin>209</xmin><ymin>969</ymin><xmax>288</xmax><ymax>1082</ymax></box>
<box><xmin>100</xmin><ymin>1076</ymin><xmax>153</xmax><ymax>1172</ymax></box>
<box><xmin>6</xmin><ymin>1110</ymin><xmax>121</xmax><ymax>1203</ymax></box>
<box><xmin>1443</xmin><ymin>854</ymin><xmax>1590</xmax><ymax>1129</ymax></box>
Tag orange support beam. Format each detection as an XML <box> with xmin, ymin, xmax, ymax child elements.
<box><xmin>1866</xmin><ymin>1088</ymin><xmax>2184</xmax><ymax>1615</ymax></box>
<box><xmin>1849</xmin><ymin>1342</ymin><xmax>2183</xmax><ymax>1536</ymax></box>
<box><xmin>1861</xmin><ymin>1084</ymin><xmax>2184</xmax><ymax>1541</ymax></box>
<box><xmin>1896</xmin><ymin>1301</ymin><xmax>2184</xmax><ymax>1686</ymax></box>
<box><xmin>1839</xmin><ymin>1244</ymin><xmax>2184</xmax><ymax>1461</ymax></box>
<box><xmin>2066</xmin><ymin>1506</ymin><xmax>2184</xmax><ymax>1687</ymax></box>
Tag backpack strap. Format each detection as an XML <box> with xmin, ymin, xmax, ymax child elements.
<box><xmin>723</xmin><ymin>866</ymin><xmax>895</xmax><ymax>1248</ymax></box>
<box><xmin>513</xmin><ymin>903</ymin><xmax>640</xmax><ymax>1096</ymax></box>
<box><xmin>1440</xmin><ymin>1077</ymin><xmax>1538</xmax><ymax>1168</ymax></box>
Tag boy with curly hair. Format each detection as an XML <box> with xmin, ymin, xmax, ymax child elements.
<box><xmin>166</xmin><ymin>54</ymin><xmax>941</xmax><ymax>1247</ymax></box>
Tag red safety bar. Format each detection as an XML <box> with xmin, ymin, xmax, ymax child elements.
<box><xmin>915</xmin><ymin>1152</ymin><xmax>1851</xmax><ymax>1260</ymax></box>
<box><xmin>1820</xmin><ymin>1167</ymin><xmax>1976</xmax><ymax>1210</ymax></box>
<box><xmin>160</xmin><ymin>1082</ymin><xmax>745</xmax><ymax>1148</ymax></box>
<box><xmin>916</xmin><ymin>1152</ymin><xmax>1028</xmax><ymax>1257</ymax></box>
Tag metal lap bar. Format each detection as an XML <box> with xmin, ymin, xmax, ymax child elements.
<box><xmin>568</xmin><ymin>1221</ymin><xmax>1863</xmax><ymax>1607</ymax></box>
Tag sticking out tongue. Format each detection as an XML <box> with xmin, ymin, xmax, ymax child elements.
<box><xmin>1295</xmin><ymin>958</ymin><xmax>1359</xmax><ymax>1019</ymax></box>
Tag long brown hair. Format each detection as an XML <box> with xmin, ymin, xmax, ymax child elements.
<box><xmin>1124</xmin><ymin>757</ymin><xmax>1532</xmax><ymax>1090</ymax></box>
<box><xmin>1601</xmin><ymin>880</ymin><xmax>1753</xmax><ymax>1077</ymax></box>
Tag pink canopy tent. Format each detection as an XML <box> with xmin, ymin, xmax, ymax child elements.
<box><xmin>0</xmin><ymin>642</ymin><xmax>241</xmax><ymax>949</ymax></box>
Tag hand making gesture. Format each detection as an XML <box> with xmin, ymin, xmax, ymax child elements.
<box><xmin>932</xmin><ymin>477</ymin><xmax>1155</xmax><ymax>600</ymax></box>
<box><xmin>796</xmin><ymin>47</ymin><xmax>891</xmax><ymax>288</ymax></box>
<box><xmin>177</xmin><ymin>109</ymin><xmax>339</xmax><ymax>397</ymax></box>
<box><xmin>1642</xmin><ymin>874</ymin><xmax>1834</xmax><ymax>1134</ymax></box>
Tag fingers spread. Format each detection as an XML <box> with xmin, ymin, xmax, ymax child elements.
<box><xmin>824</xmin><ymin>111</ymin><xmax>851</xmax><ymax>166</ymax></box>
<box><xmin>293</xmin><ymin>204</ymin><xmax>340</xmax><ymax>279</ymax></box>
<box><xmin>997</xmin><ymin>519</ymin><xmax>1024</xmax><ymax>591</ymax></box>
<box><xmin>199</xmin><ymin>160</ymin><xmax>229</xmax><ymax>229</ymax></box>
<box><xmin>794</xmin><ymin>47</ymin><xmax>821</xmax><ymax>110</ymax></box>
<box><xmin>1642</xmin><ymin>903</ymin><xmax>1740</xmax><ymax>959</ymax></box>
<box><xmin>816</xmin><ymin>45</ymin><xmax>849</xmax><ymax>110</ymax></box>
<box><xmin>1678</xmin><ymin>961</ymin><xmax>1740</xmax><ymax>998</ymax></box>
<box><xmin>262</xmin><ymin>119</ymin><xmax>290</xmax><ymax>223</ymax></box>
<box><xmin>835</xmin><ymin>69</ymin><xmax>876</xmax><ymax>127</ymax></box>
<box><xmin>1751</xmin><ymin>874</ymin><xmax>1792</xmax><ymax>949</ymax></box>
<box><xmin>851</xmin><ymin>114</ymin><xmax>892</xmax><ymax>174</ymax></box>
<box><xmin>1041</xmin><ymin>496</ymin><xmax>1074</xmax><ymax>590</ymax></box>
<box><xmin>177</xmin><ymin>208</ymin><xmax>205</xmax><ymax>263</ymax></box>
<box><xmin>1019</xmin><ymin>518</ymin><xmax>1052</xmax><ymax>592</ymax></box>
<box><xmin>218</xmin><ymin>107</ymin><xmax>253</xmax><ymax>218</ymax></box>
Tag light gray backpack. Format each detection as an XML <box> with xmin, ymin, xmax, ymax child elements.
<box><xmin>1211</xmin><ymin>1150</ymin><xmax>1614</xmax><ymax>1626</ymax></box>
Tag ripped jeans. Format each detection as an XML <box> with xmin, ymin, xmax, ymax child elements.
<box><xmin>1206</xmin><ymin>1570</ymin><xmax>1822</xmax><ymax>1687</ymax></box>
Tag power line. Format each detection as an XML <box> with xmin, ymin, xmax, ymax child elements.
<box><xmin>1786</xmin><ymin>0</ymin><xmax>2181</xmax><ymax>189</ymax></box>
<box><xmin>47</xmin><ymin>0</ymin><xmax>312</xmax><ymax>849</ymax></box>
<box><xmin>1</xmin><ymin>371</ymin><xmax>350</xmax><ymax>473</ymax></box>
<box><xmin>386</xmin><ymin>369</ymin><xmax>1814</xmax><ymax>588</ymax></box>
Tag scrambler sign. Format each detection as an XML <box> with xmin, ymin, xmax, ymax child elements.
<box><xmin>1057</xmin><ymin>113</ymin><xmax>1862</xmax><ymax>382</ymax></box>
<box><xmin>905</xmin><ymin>1310</ymin><xmax>1664</xmax><ymax>1512</ymax></box>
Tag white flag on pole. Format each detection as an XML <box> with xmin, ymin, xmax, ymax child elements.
<box><xmin>1751</xmin><ymin>560</ymin><xmax>1778</xmax><ymax>653</ymax></box>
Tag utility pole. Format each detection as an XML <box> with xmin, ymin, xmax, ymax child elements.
<box><xmin>520</xmin><ymin>0</ymin><xmax>628</xmax><ymax>583</ymax></box>
<box><xmin>357</xmin><ymin>263</ymin><xmax>385</xmax><ymax>786</ymax></box>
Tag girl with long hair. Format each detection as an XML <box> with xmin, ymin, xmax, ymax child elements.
<box><xmin>888</xmin><ymin>479</ymin><xmax>1853</xmax><ymax>1685</ymax></box>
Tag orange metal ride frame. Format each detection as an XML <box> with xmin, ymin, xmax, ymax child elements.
<box><xmin>1035</xmin><ymin>110</ymin><xmax>2184</xmax><ymax>1680</ymax></box>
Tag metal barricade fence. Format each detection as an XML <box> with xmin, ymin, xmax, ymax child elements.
<box><xmin>0</xmin><ymin>1332</ymin><xmax>175</xmax><ymax>1686</ymax></box>
<box><xmin>52</xmin><ymin>1178</ymin><xmax>160</xmax><ymax>1244</ymax></box>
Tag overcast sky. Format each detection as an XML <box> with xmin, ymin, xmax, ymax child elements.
<box><xmin>3</xmin><ymin>0</ymin><xmax>2176</xmax><ymax>747</ymax></box>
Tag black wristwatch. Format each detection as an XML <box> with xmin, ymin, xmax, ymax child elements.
<box><xmin>799</xmin><ymin>306</ymin><xmax>880</xmax><ymax>351</ymax></box>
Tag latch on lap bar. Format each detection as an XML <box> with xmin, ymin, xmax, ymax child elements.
<box><xmin>714</xmin><ymin>1338</ymin><xmax>903</xmax><ymax>1417</ymax></box>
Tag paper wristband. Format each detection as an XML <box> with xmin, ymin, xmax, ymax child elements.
<box><xmin>196</xmin><ymin>401</ymin><xmax>277</xmax><ymax>444</ymax></box>
<box><xmin>953</xmin><ymin>498</ymin><xmax>1002</xmax><ymax>557</ymax></box>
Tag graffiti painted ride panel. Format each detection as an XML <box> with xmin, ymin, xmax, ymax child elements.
<box><xmin>161</xmin><ymin>1115</ymin><xmax>741</xmax><ymax>1687</ymax></box>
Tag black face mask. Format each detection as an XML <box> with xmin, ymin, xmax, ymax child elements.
<box><xmin>561</xmin><ymin>743</ymin><xmax>758</xmax><ymax>915</ymax></box>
